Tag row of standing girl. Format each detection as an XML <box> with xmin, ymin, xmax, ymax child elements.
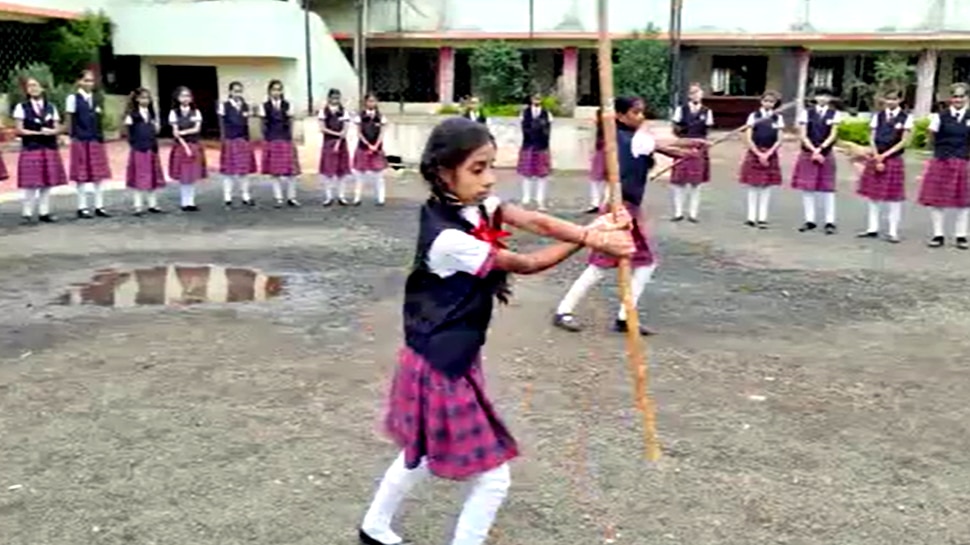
<box><xmin>582</xmin><ymin>83</ymin><xmax>970</xmax><ymax>249</ymax></box>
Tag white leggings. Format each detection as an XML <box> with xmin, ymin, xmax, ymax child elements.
<box><xmin>21</xmin><ymin>187</ymin><xmax>51</xmax><ymax>217</ymax></box>
<box><xmin>556</xmin><ymin>264</ymin><xmax>655</xmax><ymax>321</ymax></box>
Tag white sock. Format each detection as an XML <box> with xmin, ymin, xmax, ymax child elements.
<box><xmin>757</xmin><ymin>187</ymin><xmax>772</xmax><ymax>222</ymax></box>
<box><xmin>672</xmin><ymin>185</ymin><xmax>686</xmax><ymax>218</ymax></box>
<box><xmin>687</xmin><ymin>184</ymin><xmax>702</xmax><ymax>219</ymax></box>
<box><xmin>179</xmin><ymin>184</ymin><xmax>195</xmax><ymax>207</ymax></box>
<box><xmin>361</xmin><ymin>452</ymin><xmax>430</xmax><ymax>545</ymax></box>
<box><xmin>556</xmin><ymin>265</ymin><xmax>606</xmax><ymax>315</ymax></box>
<box><xmin>535</xmin><ymin>177</ymin><xmax>548</xmax><ymax>208</ymax></box>
<box><xmin>373</xmin><ymin>172</ymin><xmax>386</xmax><ymax>204</ymax></box>
<box><xmin>240</xmin><ymin>177</ymin><xmax>252</xmax><ymax>201</ymax></box>
<box><xmin>272</xmin><ymin>178</ymin><xmax>284</xmax><ymax>202</ymax></box>
<box><xmin>617</xmin><ymin>265</ymin><xmax>656</xmax><ymax>322</ymax></box>
<box><xmin>450</xmin><ymin>464</ymin><xmax>511</xmax><ymax>545</ymax></box>
<box><xmin>956</xmin><ymin>208</ymin><xmax>969</xmax><ymax>238</ymax></box>
<box><xmin>338</xmin><ymin>176</ymin><xmax>349</xmax><ymax>201</ymax></box>
<box><xmin>132</xmin><ymin>190</ymin><xmax>144</xmax><ymax>211</ymax></box>
<box><xmin>21</xmin><ymin>188</ymin><xmax>37</xmax><ymax>217</ymax></box>
<box><xmin>746</xmin><ymin>188</ymin><xmax>758</xmax><ymax>223</ymax></box>
<box><xmin>931</xmin><ymin>208</ymin><xmax>945</xmax><ymax>237</ymax></box>
<box><xmin>77</xmin><ymin>182</ymin><xmax>92</xmax><ymax>210</ymax></box>
<box><xmin>285</xmin><ymin>177</ymin><xmax>297</xmax><ymax>200</ymax></box>
<box><xmin>822</xmin><ymin>192</ymin><xmax>836</xmax><ymax>225</ymax></box>
<box><xmin>589</xmin><ymin>180</ymin><xmax>603</xmax><ymax>207</ymax></box>
<box><xmin>92</xmin><ymin>182</ymin><xmax>104</xmax><ymax>209</ymax></box>
<box><xmin>37</xmin><ymin>188</ymin><xmax>51</xmax><ymax>216</ymax></box>
<box><xmin>802</xmin><ymin>192</ymin><xmax>816</xmax><ymax>224</ymax></box>
<box><xmin>354</xmin><ymin>174</ymin><xmax>364</xmax><ymax>202</ymax></box>
<box><xmin>147</xmin><ymin>190</ymin><xmax>158</xmax><ymax>209</ymax></box>
<box><xmin>321</xmin><ymin>176</ymin><xmax>335</xmax><ymax>201</ymax></box>
<box><xmin>866</xmin><ymin>200</ymin><xmax>880</xmax><ymax>233</ymax></box>
<box><xmin>887</xmin><ymin>201</ymin><xmax>902</xmax><ymax>238</ymax></box>
<box><xmin>521</xmin><ymin>177</ymin><xmax>533</xmax><ymax>205</ymax></box>
<box><xmin>223</xmin><ymin>176</ymin><xmax>234</xmax><ymax>202</ymax></box>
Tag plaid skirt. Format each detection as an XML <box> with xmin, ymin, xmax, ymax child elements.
<box><xmin>588</xmin><ymin>202</ymin><xmax>655</xmax><ymax>268</ymax></box>
<box><xmin>590</xmin><ymin>148</ymin><xmax>606</xmax><ymax>181</ymax></box>
<box><xmin>516</xmin><ymin>147</ymin><xmax>551</xmax><ymax>178</ymax></box>
<box><xmin>126</xmin><ymin>150</ymin><xmax>166</xmax><ymax>191</ymax></box>
<box><xmin>353</xmin><ymin>142</ymin><xmax>387</xmax><ymax>172</ymax></box>
<box><xmin>918</xmin><ymin>158</ymin><xmax>970</xmax><ymax>208</ymax></box>
<box><xmin>168</xmin><ymin>142</ymin><xmax>207</xmax><ymax>184</ymax></box>
<box><xmin>739</xmin><ymin>150</ymin><xmax>782</xmax><ymax>187</ymax></box>
<box><xmin>17</xmin><ymin>148</ymin><xmax>68</xmax><ymax>189</ymax></box>
<box><xmin>791</xmin><ymin>150</ymin><xmax>837</xmax><ymax>192</ymax></box>
<box><xmin>384</xmin><ymin>346</ymin><xmax>519</xmax><ymax>480</ymax></box>
<box><xmin>670</xmin><ymin>148</ymin><xmax>710</xmax><ymax>185</ymax></box>
<box><xmin>320</xmin><ymin>139</ymin><xmax>351</xmax><ymax>177</ymax></box>
<box><xmin>261</xmin><ymin>139</ymin><xmax>301</xmax><ymax>176</ymax></box>
<box><xmin>857</xmin><ymin>155</ymin><xmax>906</xmax><ymax>202</ymax></box>
<box><xmin>0</xmin><ymin>152</ymin><xmax>8</xmax><ymax>181</ymax></box>
<box><xmin>69</xmin><ymin>140</ymin><xmax>112</xmax><ymax>183</ymax></box>
<box><xmin>219</xmin><ymin>138</ymin><xmax>257</xmax><ymax>176</ymax></box>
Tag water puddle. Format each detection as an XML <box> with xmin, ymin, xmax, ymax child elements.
<box><xmin>56</xmin><ymin>265</ymin><xmax>284</xmax><ymax>308</ymax></box>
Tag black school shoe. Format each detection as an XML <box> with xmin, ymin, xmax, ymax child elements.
<box><xmin>552</xmin><ymin>313</ymin><xmax>582</xmax><ymax>332</ymax></box>
<box><xmin>148</xmin><ymin>207</ymin><xmax>164</xmax><ymax>214</ymax></box>
<box><xmin>76</xmin><ymin>209</ymin><xmax>93</xmax><ymax>219</ymax></box>
<box><xmin>798</xmin><ymin>222</ymin><xmax>817</xmax><ymax>232</ymax></box>
<box><xmin>287</xmin><ymin>198</ymin><xmax>301</xmax><ymax>208</ymax></box>
<box><xmin>744</xmin><ymin>220</ymin><xmax>756</xmax><ymax>227</ymax></box>
<box><xmin>242</xmin><ymin>199</ymin><xmax>256</xmax><ymax>207</ymax></box>
<box><xmin>856</xmin><ymin>231</ymin><xmax>879</xmax><ymax>239</ymax></box>
<box><xmin>585</xmin><ymin>205</ymin><xmax>600</xmax><ymax>214</ymax></box>
<box><xmin>94</xmin><ymin>208</ymin><xmax>110</xmax><ymax>218</ymax></box>
<box><xmin>824</xmin><ymin>223</ymin><xmax>837</xmax><ymax>235</ymax></box>
<box><xmin>757</xmin><ymin>221</ymin><xmax>769</xmax><ymax>229</ymax></box>
<box><xmin>671</xmin><ymin>215</ymin><xmax>685</xmax><ymax>222</ymax></box>
<box><xmin>181</xmin><ymin>205</ymin><xmax>200</xmax><ymax>212</ymax></box>
<box><xmin>358</xmin><ymin>529</ymin><xmax>408</xmax><ymax>545</ymax></box>
<box><xmin>957</xmin><ymin>237</ymin><xmax>969</xmax><ymax>250</ymax></box>
<box><xmin>613</xmin><ymin>319</ymin><xmax>655</xmax><ymax>336</ymax></box>
<box><xmin>928</xmin><ymin>236</ymin><xmax>945</xmax><ymax>248</ymax></box>
<box><xmin>38</xmin><ymin>214</ymin><xmax>57</xmax><ymax>223</ymax></box>
<box><xmin>687</xmin><ymin>216</ymin><xmax>699</xmax><ymax>224</ymax></box>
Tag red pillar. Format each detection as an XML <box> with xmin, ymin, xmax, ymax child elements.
<box><xmin>437</xmin><ymin>46</ymin><xmax>455</xmax><ymax>104</ymax></box>
<box><xmin>561</xmin><ymin>46</ymin><xmax>579</xmax><ymax>111</ymax></box>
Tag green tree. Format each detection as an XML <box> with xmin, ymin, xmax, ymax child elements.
<box><xmin>3</xmin><ymin>63</ymin><xmax>72</xmax><ymax>117</ymax></box>
<box><xmin>614</xmin><ymin>29</ymin><xmax>670</xmax><ymax>118</ymax></box>
<box><xmin>845</xmin><ymin>53</ymin><xmax>916</xmax><ymax>112</ymax></box>
<box><xmin>40</xmin><ymin>11</ymin><xmax>111</xmax><ymax>85</ymax></box>
<box><xmin>469</xmin><ymin>41</ymin><xmax>526</xmax><ymax>105</ymax></box>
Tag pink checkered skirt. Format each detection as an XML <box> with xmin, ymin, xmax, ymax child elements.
<box><xmin>857</xmin><ymin>155</ymin><xmax>906</xmax><ymax>202</ymax></box>
<box><xmin>353</xmin><ymin>142</ymin><xmax>387</xmax><ymax>172</ymax></box>
<box><xmin>126</xmin><ymin>150</ymin><xmax>166</xmax><ymax>191</ymax></box>
<box><xmin>261</xmin><ymin>140</ymin><xmax>300</xmax><ymax>176</ymax></box>
<box><xmin>739</xmin><ymin>150</ymin><xmax>782</xmax><ymax>187</ymax></box>
<box><xmin>588</xmin><ymin>202</ymin><xmax>655</xmax><ymax>269</ymax></box>
<box><xmin>516</xmin><ymin>147</ymin><xmax>551</xmax><ymax>178</ymax></box>
<box><xmin>17</xmin><ymin>148</ymin><xmax>68</xmax><ymax>189</ymax></box>
<box><xmin>219</xmin><ymin>138</ymin><xmax>257</xmax><ymax>176</ymax></box>
<box><xmin>791</xmin><ymin>150</ymin><xmax>837</xmax><ymax>192</ymax></box>
<box><xmin>69</xmin><ymin>140</ymin><xmax>111</xmax><ymax>183</ymax></box>
<box><xmin>384</xmin><ymin>346</ymin><xmax>519</xmax><ymax>480</ymax></box>
<box><xmin>168</xmin><ymin>142</ymin><xmax>207</xmax><ymax>184</ymax></box>
<box><xmin>589</xmin><ymin>148</ymin><xmax>606</xmax><ymax>181</ymax></box>
<box><xmin>0</xmin><ymin>152</ymin><xmax>8</xmax><ymax>181</ymax></box>
<box><xmin>320</xmin><ymin>139</ymin><xmax>351</xmax><ymax>177</ymax></box>
<box><xmin>670</xmin><ymin>148</ymin><xmax>710</xmax><ymax>185</ymax></box>
<box><xmin>918</xmin><ymin>158</ymin><xmax>970</xmax><ymax>208</ymax></box>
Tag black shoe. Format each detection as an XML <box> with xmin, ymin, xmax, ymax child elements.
<box><xmin>287</xmin><ymin>198</ymin><xmax>301</xmax><ymax>208</ymax></box>
<box><xmin>613</xmin><ymin>319</ymin><xmax>655</xmax><ymax>336</ymax></box>
<box><xmin>798</xmin><ymin>222</ymin><xmax>817</xmax><ymax>232</ymax></box>
<box><xmin>38</xmin><ymin>214</ymin><xmax>57</xmax><ymax>223</ymax></box>
<box><xmin>744</xmin><ymin>220</ymin><xmax>756</xmax><ymax>227</ymax></box>
<box><xmin>322</xmin><ymin>198</ymin><xmax>334</xmax><ymax>207</ymax></box>
<box><xmin>824</xmin><ymin>223</ymin><xmax>837</xmax><ymax>235</ymax></box>
<box><xmin>76</xmin><ymin>209</ymin><xmax>93</xmax><ymax>219</ymax></box>
<box><xmin>242</xmin><ymin>199</ymin><xmax>255</xmax><ymax>207</ymax></box>
<box><xmin>274</xmin><ymin>200</ymin><xmax>284</xmax><ymax>209</ymax></box>
<box><xmin>358</xmin><ymin>529</ymin><xmax>404</xmax><ymax>545</ymax></box>
<box><xmin>352</xmin><ymin>200</ymin><xmax>362</xmax><ymax>207</ymax></box>
<box><xmin>94</xmin><ymin>208</ymin><xmax>110</xmax><ymax>218</ymax></box>
<box><xmin>20</xmin><ymin>215</ymin><xmax>32</xmax><ymax>225</ymax></box>
<box><xmin>687</xmin><ymin>216</ymin><xmax>699</xmax><ymax>224</ymax></box>
<box><xmin>338</xmin><ymin>198</ymin><xmax>349</xmax><ymax>206</ymax></box>
<box><xmin>757</xmin><ymin>221</ymin><xmax>769</xmax><ymax>229</ymax></box>
<box><xmin>885</xmin><ymin>235</ymin><xmax>901</xmax><ymax>244</ymax></box>
<box><xmin>132</xmin><ymin>210</ymin><xmax>144</xmax><ymax>217</ymax></box>
<box><xmin>224</xmin><ymin>200</ymin><xmax>233</xmax><ymax>208</ymax></box>
<box><xmin>376</xmin><ymin>201</ymin><xmax>385</xmax><ymax>207</ymax></box>
<box><xmin>585</xmin><ymin>206</ymin><xmax>600</xmax><ymax>214</ymax></box>
<box><xmin>552</xmin><ymin>313</ymin><xmax>582</xmax><ymax>332</ymax></box>
<box><xmin>671</xmin><ymin>215</ymin><xmax>685</xmax><ymax>222</ymax></box>
<box><xmin>957</xmin><ymin>237</ymin><xmax>969</xmax><ymax>250</ymax></box>
<box><xmin>181</xmin><ymin>205</ymin><xmax>200</xmax><ymax>212</ymax></box>
<box><xmin>928</xmin><ymin>236</ymin><xmax>945</xmax><ymax>248</ymax></box>
<box><xmin>148</xmin><ymin>207</ymin><xmax>164</xmax><ymax>214</ymax></box>
<box><xmin>856</xmin><ymin>231</ymin><xmax>879</xmax><ymax>239</ymax></box>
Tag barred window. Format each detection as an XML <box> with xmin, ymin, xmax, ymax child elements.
<box><xmin>0</xmin><ymin>22</ymin><xmax>44</xmax><ymax>84</ymax></box>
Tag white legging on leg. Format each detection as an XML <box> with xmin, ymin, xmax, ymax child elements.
<box><xmin>616</xmin><ymin>265</ymin><xmax>656</xmax><ymax>321</ymax></box>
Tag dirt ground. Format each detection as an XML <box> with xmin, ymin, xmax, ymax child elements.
<box><xmin>1</xmin><ymin>141</ymin><xmax>969</xmax><ymax>545</ymax></box>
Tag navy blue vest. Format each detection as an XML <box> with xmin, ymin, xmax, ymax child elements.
<box><xmin>70</xmin><ymin>92</ymin><xmax>102</xmax><ymax>142</ymax></box>
<box><xmin>933</xmin><ymin>110</ymin><xmax>970</xmax><ymax>160</ymax></box>
<box><xmin>618</xmin><ymin>124</ymin><xmax>654</xmax><ymax>207</ymax></box>
<box><xmin>873</xmin><ymin>110</ymin><xmax>909</xmax><ymax>157</ymax></box>
<box><xmin>521</xmin><ymin>107</ymin><xmax>550</xmax><ymax>150</ymax></box>
<box><xmin>675</xmin><ymin>104</ymin><xmax>709</xmax><ymax>138</ymax></box>
<box><xmin>402</xmin><ymin>200</ymin><xmax>505</xmax><ymax>378</ymax></box>
<box><xmin>803</xmin><ymin>107</ymin><xmax>836</xmax><ymax>154</ymax></box>
<box><xmin>128</xmin><ymin>109</ymin><xmax>158</xmax><ymax>153</ymax></box>
<box><xmin>222</xmin><ymin>100</ymin><xmax>250</xmax><ymax>140</ymax></box>
<box><xmin>20</xmin><ymin>100</ymin><xmax>58</xmax><ymax>151</ymax></box>
<box><xmin>359</xmin><ymin>110</ymin><xmax>382</xmax><ymax>147</ymax></box>
<box><xmin>263</xmin><ymin>100</ymin><xmax>291</xmax><ymax>141</ymax></box>
<box><xmin>751</xmin><ymin>110</ymin><xmax>780</xmax><ymax>149</ymax></box>
<box><xmin>322</xmin><ymin>106</ymin><xmax>346</xmax><ymax>142</ymax></box>
<box><xmin>174</xmin><ymin>107</ymin><xmax>200</xmax><ymax>144</ymax></box>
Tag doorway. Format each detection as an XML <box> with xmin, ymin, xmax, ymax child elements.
<box><xmin>156</xmin><ymin>65</ymin><xmax>219</xmax><ymax>139</ymax></box>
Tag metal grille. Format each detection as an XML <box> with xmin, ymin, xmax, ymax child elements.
<box><xmin>0</xmin><ymin>22</ymin><xmax>43</xmax><ymax>84</ymax></box>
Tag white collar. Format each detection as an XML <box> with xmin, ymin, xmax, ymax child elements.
<box><xmin>816</xmin><ymin>105</ymin><xmax>828</xmax><ymax>113</ymax></box>
<box><xmin>77</xmin><ymin>89</ymin><xmax>93</xmax><ymax>99</ymax></box>
<box><xmin>885</xmin><ymin>107</ymin><xmax>901</xmax><ymax>117</ymax></box>
<box><xmin>952</xmin><ymin>106</ymin><xmax>966</xmax><ymax>116</ymax></box>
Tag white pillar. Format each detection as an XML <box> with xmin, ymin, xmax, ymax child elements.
<box><xmin>915</xmin><ymin>48</ymin><xmax>939</xmax><ymax>118</ymax></box>
<box><xmin>795</xmin><ymin>48</ymin><xmax>810</xmax><ymax>120</ymax></box>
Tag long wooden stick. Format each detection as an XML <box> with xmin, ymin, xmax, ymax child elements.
<box><xmin>649</xmin><ymin>100</ymin><xmax>799</xmax><ymax>181</ymax></box>
<box><xmin>596</xmin><ymin>0</ymin><xmax>661</xmax><ymax>462</ymax></box>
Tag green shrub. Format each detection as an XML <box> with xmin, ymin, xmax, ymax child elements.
<box><xmin>614</xmin><ymin>26</ymin><xmax>669</xmax><ymax>118</ymax></box>
<box><xmin>837</xmin><ymin>118</ymin><xmax>871</xmax><ymax>146</ymax></box>
<box><xmin>469</xmin><ymin>41</ymin><xmax>526</xmax><ymax>105</ymax></box>
<box><xmin>482</xmin><ymin>104</ymin><xmax>521</xmax><ymax>118</ymax></box>
<box><xmin>40</xmin><ymin>11</ymin><xmax>111</xmax><ymax>84</ymax></box>
<box><xmin>436</xmin><ymin>104</ymin><xmax>461</xmax><ymax>115</ymax></box>
<box><xmin>3</xmin><ymin>63</ymin><xmax>70</xmax><ymax>116</ymax></box>
<box><xmin>909</xmin><ymin>117</ymin><xmax>930</xmax><ymax>150</ymax></box>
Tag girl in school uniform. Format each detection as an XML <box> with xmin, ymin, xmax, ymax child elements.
<box><xmin>918</xmin><ymin>83</ymin><xmax>970</xmax><ymax>249</ymax></box>
<box><xmin>462</xmin><ymin>95</ymin><xmax>487</xmax><ymax>125</ymax></box>
<box><xmin>739</xmin><ymin>90</ymin><xmax>785</xmax><ymax>228</ymax></box>
<box><xmin>517</xmin><ymin>93</ymin><xmax>552</xmax><ymax>210</ymax></box>
<box><xmin>124</xmin><ymin>88</ymin><xmax>165</xmax><ymax>215</ymax></box>
<box><xmin>586</xmin><ymin>107</ymin><xmax>607</xmax><ymax>213</ymax></box>
<box><xmin>65</xmin><ymin>69</ymin><xmax>112</xmax><ymax>219</ymax></box>
<box><xmin>856</xmin><ymin>89</ymin><xmax>912</xmax><ymax>243</ymax></box>
<box><xmin>15</xmin><ymin>76</ymin><xmax>68</xmax><ymax>224</ymax></box>
<box><xmin>219</xmin><ymin>81</ymin><xmax>257</xmax><ymax>207</ymax></box>
<box><xmin>168</xmin><ymin>86</ymin><xmax>207</xmax><ymax>212</ymax></box>
<box><xmin>260</xmin><ymin>79</ymin><xmax>301</xmax><ymax>208</ymax></box>
<box><xmin>317</xmin><ymin>87</ymin><xmax>351</xmax><ymax>206</ymax></box>
<box><xmin>670</xmin><ymin>82</ymin><xmax>713</xmax><ymax>222</ymax></box>
<box><xmin>792</xmin><ymin>88</ymin><xmax>842</xmax><ymax>234</ymax></box>
<box><xmin>358</xmin><ymin>116</ymin><xmax>633</xmax><ymax>545</ymax></box>
<box><xmin>351</xmin><ymin>92</ymin><xmax>388</xmax><ymax>206</ymax></box>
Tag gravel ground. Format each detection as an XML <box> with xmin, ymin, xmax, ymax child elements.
<box><xmin>1</xmin><ymin>141</ymin><xmax>969</xmax><ymax>545</ymax></box>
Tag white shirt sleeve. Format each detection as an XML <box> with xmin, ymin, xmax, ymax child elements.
<box><xmin>217</xmin><ymin>102</ymin><xmax>225</xmax><ymax>116</ymax></box>
<box><xmin>426</xmin><ymin>229</ymin><xmax>495</xmax><ymax>278</ymax></box>
<box><xmin>124</xmin><ymin>114</ymin><xmax>133</xmax><ymax>126</ymax></box>
<box><xmin>547</xmin><ymin>112</ymin><xmax>554</xmax><ymax>123</ymax></box>
<box><xmin>12</xmin><ymin>103</ymin><xmax>24</xmax><ymax>120</ymax></box>
<box><xmin>928</xmin><ymin>113</ymin><xmax>941</xmax><ymax>133</ymax></box>
<box><xmin>631</xmin><ymin>130</ymin><xmax>656</xmax><ymax>157</ymax></box>
<box><xmin>706</xmin><ymin>109</ymin><xmax>714</xmax><ymax>126</ymax></box>
<box><xmin>774</xmin><ymin>116</ymin><xmax>785</xmax><ymax>130</ymax></box>
<box><xmin>670</xmin><ymin>107</ymin><xmax>682</xmax><ymax>123</ymax></box>
<box><xmin>65</xmin><ymin>94</ymin><xmax>77</xmax><ymax>114</ymax></box>
<box><xmin>796</xmin><ymin>109</ymin><xmax>808</xmax><ymax>125</ymax></box>
<box><xmin>869</xmin><ymin>115</ymin><xmax>879</xmax><ymax>129</ymax></box>
<box><xmin>903</xmin><ymin>115</ymin><xmax>915</xmax><ymax>130</ymax></box>
<box><xmin>192</xmin><ymin>110</ymin><xmax>202</xmax><ymax>123</ymax></box>
<box><xmin>353</xmin><ymin>115</ymin><xmax>362</xmax><ymax>124</ymax></box>
<box><xmin>482</xmin><ymin>195</ymin><xmax>501</xmax><ymax>215</ymax></box>
<box><xmin>316</xmin><ymin>108</ymin><xmax>326</xmax><ymax>120</ymax></box>
<box><xmin>745</xmin><ymin>112</ymin><xmax>757</xmax><ymax>126</ymax></box>
<box><xmin>168</xmin><ymin>110</ymin><xmax>178</xmax><ymax>125</ymax></box>
<box><xmin>51</xmin><ymin>105</ymin><xmax>60</xmax><ymax>122</ymax></box>
<box><xmin>831</xmin><ymin>111</ymin><xmax>844</xmax><ymax>124</ymax></box>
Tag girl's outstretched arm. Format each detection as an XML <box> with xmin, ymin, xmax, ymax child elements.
<box><xmin>502</xmin><ymin>203</ymin><xmax>631</xmax><ymax>241</ymax></box>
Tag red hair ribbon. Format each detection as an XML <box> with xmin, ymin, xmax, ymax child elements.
<box><xmin>470</xmin><ymin>218</ymin><xmax>511</xmax><ymax>249</ymax></box>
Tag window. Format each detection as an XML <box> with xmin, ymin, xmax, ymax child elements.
<box><xmin>709</xmin><ymin>55</ymin><xmax>768</xmax><ymax>97</ymax></box>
